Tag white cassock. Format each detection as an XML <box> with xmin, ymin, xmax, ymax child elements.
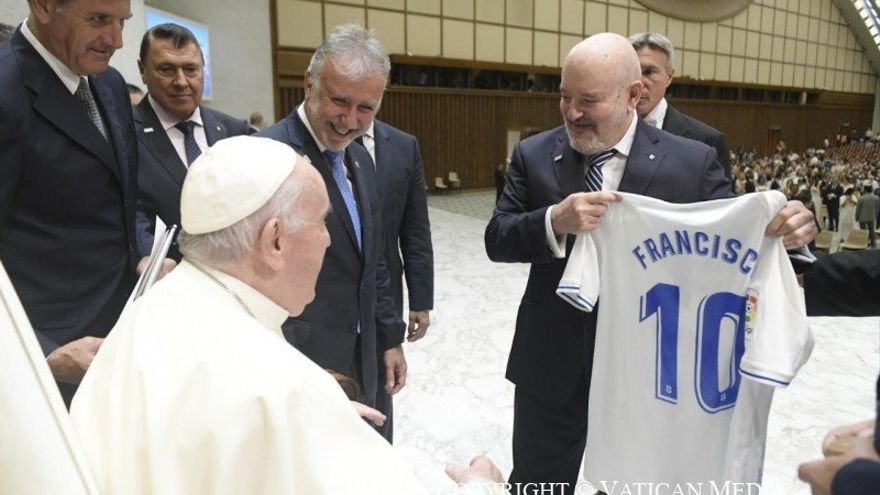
<box><xmin>69</xmin><ymin>260</ymin><xmax>428</xmax><ymax>495</ymax></box>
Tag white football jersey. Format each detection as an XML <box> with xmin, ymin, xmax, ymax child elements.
<box><xmin>556</xmin><ymin>191</ymin><xmax>813</xmax><ymax>489</ymax></box>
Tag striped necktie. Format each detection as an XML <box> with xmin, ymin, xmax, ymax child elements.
<box><xmin>585</xmin><ymin>149</ymin><xmax>615</xmax><ymax>192</ymax></box>
<box><xmin>174</xmin><ymin>121</ymin><xmax>202</xmax><ymax>166</ymax></box>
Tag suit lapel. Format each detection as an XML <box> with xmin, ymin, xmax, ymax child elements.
<box><xmin>289</xmin><ymin>113</ymin><xmax>362</xmax><ymax>255</ymax></box>
<box><xmin>372</xmin><ymin>122</ymin><xmax>392</xmax><ymax>194</ymax></box>
<box><xmin>90</xmin><ymin>74</ymin><xmax>130</xmax><ymax>186</ymax></box>
<box><xmin>662</xmin><ymin>105</ymin><xmax>693</xmax><ymax>140</ymax></box>
<box><xmin>553</xmin><ymin>134</ymin><xmax>587</xmax><ymax>198</ymax></box>
<box><xmin>24</xmin><ymin>57</ymin><xmax>120</xmax><ymax>182</ymax></box>
<box><xmin>201</xmin><ymin>108</ymin><xmax>228</xmax><ymax>145</ymax></box>
<box><xmin>345</xmin><ymin>147</ymin><xmax>370</xmax><ymax>260</ymax></box>
<box><xmin>135</xmin><ymin>99</ymin><xmax>187</xmax><ymax>186</ymax></box>
<box><xmin>619</xmin><ymin>120</ymin><xmax>665</xmax><ymax>195</ymax></box>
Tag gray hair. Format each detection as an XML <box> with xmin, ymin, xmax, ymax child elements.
<box><xmin>308</xmin><ymin>23</ymin><xmax>390</xmax><ymax>89</ymax></box>
<box><xmin>178</xmin><ymin>172</ymin><xmax>306</xmax><ymax>266</ymax></box>
<box><xmin>628</xmin><ymin>32</ymin><xmax>675</xmax><ymax>71</ymax></box>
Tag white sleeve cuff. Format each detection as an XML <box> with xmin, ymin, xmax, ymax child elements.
<box><xmin>544</xmin><ymin>205</ymin><xmax>568</xmax><ymax>258</ymax></box>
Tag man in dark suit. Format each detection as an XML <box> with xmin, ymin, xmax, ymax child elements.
<box><xmin>822</xmin><ymin>178</ymin><xmax>844</xmax><ymax>231</ymax></box>
<box><xmin>485</xmin><ymin>33</ymin><xmax>816</xmax><ymax>494</ymax></box>
<box><xmin>359</xmin><ymin>118</ymin><xmax>434</xmax><ymax>441</ymax></box>
<box><xmin>258</xmin><ymin>25</ymin><xmax>407</xmax><ymax>416</ymax></box>
<box><xmin>0</xmin><ymin>0</ymin><xmax>139</xmax><ymax>404</ymax></box>
<box><xmin>799</xmin><ymin>249</ymin><xmax>880</xmax><ymax>494</ymax></box>
<box><xmin>134</xmin><ymin>23</ymin><xmax>250</xmax><ymax>263</ymax></box>
<box><xmin>803</xmin><ymin>250</ymin><xmax>880</xmax><ymax>317</ymax></box>
<box><xmin>628</xmin><ymin>32</ymin><xmax>731</xmax><ymax>180</ymax></box>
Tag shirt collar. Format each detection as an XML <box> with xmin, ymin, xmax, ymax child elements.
<box><xmin>149</xmin><ymin>94</ymin><xmax>203</xmax><ymax>132</ymax></box>
<box><xmin>21</xmin><ymin>18</ymin><xmax>81</xmax><ymax>94</ymax></box>
<box><xmin>644</xmin><ymin>97</ymin><xmax>668</xmax><ymax>129</ymax></box>
<box><xmin>297</xmin><ymin>103</ymin><xmax>329</xmax><ymax>153</ymax></box>
<box><xmin>611</xmin><ymin>112</ymin><xmax>639</xmax><ymax>158</ymax></box>
<box><xmin>184</xmin><ymin>260</ymin><xmax>289</xmax><ymax>335</ymax></box>
<box><xmin>362</xmin><ymin>122</ymin><xmax>374</xmax><ymax>141</ymax></box>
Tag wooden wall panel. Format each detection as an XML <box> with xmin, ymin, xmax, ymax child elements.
<box><xmin>377</xmin><ymin>88</ymin><xmax>560</xmax><ymax>189</ymax></box>
<box><xmin>276</xmin><ymin>85</ymin><xmax>561</xmax><ymax>189</ymax></box>
<box><xmin>674</xmin><ymin>99</ymin><xmax>873</xmax><ymax>156</ymax></box>
<box><xmin>275</xmin><ymin>83</ymin><xmax>873</xmax><ymax>190</ymax></box>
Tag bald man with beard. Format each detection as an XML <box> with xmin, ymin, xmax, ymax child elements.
<box><xmin>485</xmin><ymin>32</ymin><xmax>817</xmax><ymax>495</ymax></box>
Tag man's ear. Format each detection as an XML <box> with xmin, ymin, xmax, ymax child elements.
<box><xmin>256</xmin><ymin>218</ymin><xmax>285</xmax><ymax>271</ymax></box>
<box><xmin>30</xmin><ymin>0</ymin><xmax>53</xmax><ymax>24</ymax></box>
<box><xmin>628</xmin><ymin>80</ymin><xmax>643</xmax><ymax>106</ymax></box>
<box><xmin>304</xmin><ymin>70</ymin><xmax>314</xmax><ymax>96</ymax></box>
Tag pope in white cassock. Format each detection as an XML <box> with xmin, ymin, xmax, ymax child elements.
<box><xmin>69</xmin><ymin>136</ymin><xmax>433</xmax><ymax>494</ymax></box>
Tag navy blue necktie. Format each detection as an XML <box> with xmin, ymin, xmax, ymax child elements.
<box><xmin>174</xmin><ymin>121</ymin><xmax>201</xmax><ymax>166</ymax></box>
<box><xmin>585</xmin><ymin>149</ymin><xmax>615</xmax><ymax>192</ymax></box>
<box><xmin>323</xmin><ymin>149</ymin><xmax>362</xmax><ymax>251</ymax></box>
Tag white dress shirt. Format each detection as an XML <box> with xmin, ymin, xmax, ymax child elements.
<box><xmin>643</xmin><ymin>97</ymin><xmax>669</xmax><ymax>129</ymax></box>
<box><xmin>149</xmin><ymin>95</ymin><xmax>208</xmax><ymax>168</ymax></box>
<box><xmin>296</xmin><ymin>104</ymin><xmax>355</xmax><ymax>189</ymax></box>
<box><xmin>359</xmin><ymin>122</ymin><xmax>377</xmax><ymax>165</ymax></box>
<box><xmin>544</xmin><ymin>113</ymin><xmax>639</xmax><ymax>258</ymax></box>
<box><xmin>20</xmin><ymin>19</ymin><xmax>81</xmax><ymax>94</ymax></box>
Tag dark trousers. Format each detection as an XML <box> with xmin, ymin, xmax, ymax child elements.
<box><xmin>860</xmin><ymin>221</ymin><xmax>877</xmax><ymax>247</ymax></box>
<box><xmin>509</xmin><ymin>377</ymin><xmax>590</xmax><ymax>495</ymax></box>
<box><xmin>375</xmin><ymin>351</ymin><xmax>393</xmax><ymax>442</ymax></box>
<box><xmin>827</xmin><ymin>208</ymin><xmax>839</xmax><ymax>231</ymax></box>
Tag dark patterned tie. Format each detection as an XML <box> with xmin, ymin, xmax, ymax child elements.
<box><xmin>585</xmin><ymin>149</ymin><xmax>616</xmax><ymax>192</ymax></box>
<box><xmin>174</xmin><ymin>121</ymin><xmax>202</xmax><ymax>166</ymax></box>
<box><xmin>74</xmin><ymin>77</ymin><xmax>107</xmax><ymax>140</ymax></box>
<box><xmin>323</xmin><ymin>149</ymin><xmax>362</xmax><ymax>251</ymax></box>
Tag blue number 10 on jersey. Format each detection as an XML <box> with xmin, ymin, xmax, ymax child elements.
<box><xmin>641</xmin><ymin>283</ymin><xmax>746</xmax><ymax>412</ymax></box>
<box><xmin>556</xmin><ymin>191</ymin><xmax>813</xmax><ymax>487</ymax></box>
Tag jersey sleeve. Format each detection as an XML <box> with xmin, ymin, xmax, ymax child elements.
<box><xmin>555</xmin><ymin>232</ymin><xmax>599</xmax><ymax>312</ymax></box>
<box><xmin>738</xmin><ymin>235</ymin><xmax>814</xmax><ymax>387</ymax></box>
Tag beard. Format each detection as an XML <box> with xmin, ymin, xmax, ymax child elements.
<box><xmin>565</xmin><ymin>108</ymin><xmax>631</xmax><ymax>156</ymax></box>
<box><xmin>565</xmin><ymin>122</ymin><xmax>604</xmax><ymax>155</ymax></box>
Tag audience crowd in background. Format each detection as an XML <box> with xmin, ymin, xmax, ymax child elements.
<box><xmin>730</xmin><ymin>128</ymin><xmax>880</xmax><ymax>247</ymax></box>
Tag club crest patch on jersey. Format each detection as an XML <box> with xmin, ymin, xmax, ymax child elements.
<box><xmin>745</xmin><ymin>289</ymin><xmax>759</xmax><ymax>342</ymax></box>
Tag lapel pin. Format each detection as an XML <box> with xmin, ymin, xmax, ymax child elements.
<box><xmin>649</xmin><ymin>154</ymin><xmax>655</xmax><ymax>160</ymax></box>
<box><xmin>354</xmin><ymin>160</ymin><xmax>360</xmax><ymax>168</ymax></box>
<box><xmin>216</xmin><ymin>125</ymin><xmax>222</xmax><ymax>132</ymax></box>
<box><xmin>554</xmin><ymin>154</ymin><xmax>563</xmax><ymax>162</ymax></box>
<box><xmin>144</xmin><ymin>127</ymin><xmax>154</xmax><ymax>133</ymax></box>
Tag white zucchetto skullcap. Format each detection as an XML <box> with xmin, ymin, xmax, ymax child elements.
<box><xmin>181</xmin><ymin>136</ymin><xmax>297</xmax><ymax>234</ymax></box>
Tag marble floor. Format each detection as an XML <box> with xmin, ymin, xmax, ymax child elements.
<box><xmin>394</xmin><ymin>191</ymin><xmax>880</xmax><ymax>495</ymax></box>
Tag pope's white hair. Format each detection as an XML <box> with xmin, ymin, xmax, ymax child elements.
<box><xmin>178</xmin><ymin>171</ymin><xmax>306</xmax><ymax>266</ymax></box>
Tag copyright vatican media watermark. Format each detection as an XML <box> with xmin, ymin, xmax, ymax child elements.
<box><xmin>453</xmin><ymin>481</ymin><xmax>763</xmax><ymax>495</ymax></box>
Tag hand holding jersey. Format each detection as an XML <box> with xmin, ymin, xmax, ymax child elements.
<box><xmin>551</xmin><ymin>192</ymin><xmax>816</xmax><ymax>247</ymax></box>
<box><xmin>550</xmin><ymin>191</ymin><xmax>621</xmax><ymax>235</ymax></box>
<box><xmin>764</xmin><ymin>200</ymin><xmax>820</xmax><ymax>249</ymax></box>
<box><xmin>556</xmin><ymin>191</ymin><xmax>813</xmax><ymax>485</ymax></box>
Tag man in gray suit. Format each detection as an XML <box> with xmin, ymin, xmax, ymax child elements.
<box><xmin>855</xmin><ymin>184</ymin><xmax>879</xmax><ymax>247</ymax></box>
<box><xmin>134</xmin><ymin>23</ymin><xmax>250</xmax><ymax>263</ymax></box>
<box><xmin>628</xmin><ymin>32</ymin><xmax>731</xmax><ymax>181</ymax></box>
